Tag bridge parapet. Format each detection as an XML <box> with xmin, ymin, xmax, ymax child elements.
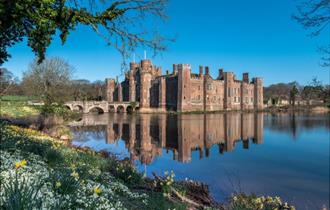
<box><xmin>65</xmin><ymin>101</ymin><xmax>139</xmax><ymax>113</ymax></box>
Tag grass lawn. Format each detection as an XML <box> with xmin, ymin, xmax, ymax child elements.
<box><xmin>0</xmin><ymin>95</ymin><xmax>42</xmax><ymax>118</ymax></box>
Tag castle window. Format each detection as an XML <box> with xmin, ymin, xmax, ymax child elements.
<box><xmin>207</xmin><ymin>84</ymin><xmax>212</xmax><ymax>90</ymax></box>
<box><xmin>198</xmin><ymin>86</ymin><xmax>200</xmax><ymax>90</ymax></box>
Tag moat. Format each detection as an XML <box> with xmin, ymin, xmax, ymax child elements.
<box><xmin>69</xmin><ymin>113</ymin><xmax>329</xmax><ymax>210</ymax></box>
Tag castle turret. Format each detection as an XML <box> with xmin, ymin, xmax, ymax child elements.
<box><xmin>205</xmin><ymin>66</ymin><xmax>210</xmax><ymax>76</ymax></box>
<box><xmin>140</xmin><ymin>60</ymin><xmax>152</xmax><ymax>109</ymax></box>
<box><xmin>129</xmin><ymin>70</ymin><xmax>136</xmax><ymax>102</ymax></box>
<box><xmin>159</xmin><ymin>77</ymin><xmax>166</xmax><ymax>110</ymax></box>
<box><xmin>173</xmin><ymin>64</ymin><xmax>178</xmax><ymax>75</ymax></box>
<box><xmin>117</xmin><ymin>83</ymin><xmax>123</xmax><ymax>102</ymax></box>
<box><xmin>199</xmin><ymin>66</ymin><xmax>203</xmax><ymax>77</ymax></box>
<box><xmin>243</xmin><ymin>73</ymin><xmax>249</xmax><ymax>83</ymax></box>
<box><xmin>177</xmin><ymin>64</ymin><xmax>191</xmax><ymax>112</ymax></box>
<box><xmin>130</xmin><ymin>62</ymin><xmax>138</xmax><ymax>72</ymax></box>
<box><xmin>253</xmin><ymin>77</ymin><xmax>263</xmax><ymax>110</ymax></box>
<box><xmin>106</xmin><ymin>78</ymin><xmax>115</xmax><ymax>102</ymax></box>
<box><xmin>224</xmin><ymin>72</ymin><xmax>235</xmax><ymax>110</ymax></box>
<box><xmin>218</xmin><ymin>68</ymin><xmax>224</xmax><ymax>80</ymax></box>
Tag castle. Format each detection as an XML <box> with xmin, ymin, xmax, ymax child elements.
<box><xmin>106</xmin><ymin>59</ymin><xmax>263</xmax><ymax>112</ymax></box>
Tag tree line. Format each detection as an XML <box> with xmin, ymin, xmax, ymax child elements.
<box><xmin>2</xmin><ymin>56</ymin><xmax>329</xmax><ymax>107</ymax></box>
<box><xmin>264</xmin><ymin>80</ymin><xmax>330</xmax><ymax>106</ymax></box>
<box><xmin>1</xmin><ymin>57</ymin><xmax>106</xmax><ymax>105</ymax></box>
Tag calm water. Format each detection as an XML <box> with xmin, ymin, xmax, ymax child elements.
<box><xmin>70</xmin><ymin>113</ymin><xmax>330</xmax><ymax>210</ymax></box>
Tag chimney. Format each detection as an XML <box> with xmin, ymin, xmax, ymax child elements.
<box><xmin>219</xmin><ymin>68</ymin><xmax>224</xmax><ymax>79</ymax></box>
<box><xmin>243</xmin><ymin>73</ymin><xmax>249</xmax><ymax>83</ymax></box>
<box><xmin>199</xmin><ymin>66</ymin><xmax>203</xmax><ymax>76</ymax></box>
<box><xmin>173</xmin><ymin>64</ymin><xmax>178</xmax><ymax>74</ymax></box>
<box><xmin>205</xmin><ymin>66</ymin><xmax>209</xmax><ymax>75</ymax></box>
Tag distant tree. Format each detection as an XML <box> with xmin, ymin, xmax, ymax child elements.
<box><xmin>264</xmin><ymin>81</ymin><xmax>301</xmax><ymax>103</ymax></box>
<box><xmin>289</xmin><ymin>85</ymin><xmax>299</xmax><ymax>106</ymax></box>
<box><xmin>320</xmin><ymin>85</ymin><xmax>330</xmax><ymax>103</ymax></box>
<box><xmin>21</xmin><ymin>57</ymin><xmax>73</xmax><ymax>105</ymax></box>
<box><xmin>92</xmin><ymin>80</ymin><xmax>106</xmax><ymax>101</ymax></box>
<box><xmin>71</xmin><ymin>79</ymin><xmax>91</xmax><ymax>101</ymax></box>
<box><xmin>0</xmin><ymin>68</ymin><xmax>18</xmax><ymax>96</ymax></box>
<box><xmin>293</xmin><ymin>0</ymin><xmax>330</xmax><ymax>67</ymax></box>
<box><xmin>70</xmin><ymin>79</ymin><xmax>106</xmax><ymax>101</ymax></box>
<box><xmin>301</xmin><ymin>77</ymin><xmax>325</xmax><ymax>104</ymax></box>
<box><xmin>0</xmin><ymin>0</ymin><xmax>171</xmax><ymax>64</ymax></box>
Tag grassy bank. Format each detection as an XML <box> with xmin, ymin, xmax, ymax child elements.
<box><xmin>0</xmin><ymin>96</ymin><xmax>40</xmax><ymax>118</ymax></box>
<box><xmin>0</xmin><ymin>121</ymin><xmax>296</xmax><ymax>210</ymax></box>
<box><xmin>0</xmin><ymin>96</ymin><xmax>80</xmax><ymax>125</ymax></box>
<box><xmin>264</xmin><ymin>104</ymin><xmax>330</xmax><ymax>114</ymax></box>
<box><xmin>0</xmin><ymin>121</ymin><xmax>188</xmax><ymax>209</ymax></box>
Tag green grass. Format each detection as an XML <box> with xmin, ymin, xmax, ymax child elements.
<box><xmin>0</xmin><ymin>95</ymin><xmax>39</xmax><ymax>102</ymax></box>
<box><xmin>0</xmin><ymin>101</ymin><xmax>40</xmax><ymax>118</ymax></box>
<box><xmin>0</xmin><ymin>95</ymin><xmax>40</xmax><ymax>118</ymax></box>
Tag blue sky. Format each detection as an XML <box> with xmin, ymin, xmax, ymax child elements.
<box><xmin>2</xmin><ymin>0</ymin><xmax>330</xmax><ymax>86</ymax></box>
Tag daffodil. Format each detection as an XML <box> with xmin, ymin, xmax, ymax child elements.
<box><xmin>93</xmin><ymin>186</ymin><xmax>102</xmax><ymax>195</ymax></box>
<box><xmin>55</xmin><ymin>182</ymin><xmax>62</xmax><ymax>188</ymax></box>
<box><xmin>15</xmin><ymin>159</ymin><xmax>27</xmax><ymax>169</ymax></box>
<box><xmin>71</xmin><ymin>171</ymin><xmax>79</xmax><ymax>179</ymax></box>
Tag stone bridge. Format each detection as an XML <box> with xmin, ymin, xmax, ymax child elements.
<box><xmin>64</xmin><ymin>101</ymin><xmax>139</xmax><ymax>114</ymax></box>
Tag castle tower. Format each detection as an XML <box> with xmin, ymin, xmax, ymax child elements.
<box><xmin>106</xmin><ymin>79</ymin><xmax>115</xmax><ymax>102</ymax></box>
<box><xmin>224</xmin><ymin>72</ymin><xmax>235</xmax><ymax>110</ymax></box>
<box><xmin>177</xmin><ymin>64</ymin><xmax>191</xmax><ymax>112</ymax></box>
<box><xmin>129</xmin><ymin>62</ymin><xmax>137</xmax><ymax>102</ymax></box>
<box><xmin>241</xmin><ymin>73</ymin><xmax>249</xmax><ymax>110</ymax></box>
<box><xmin>117</xmin><ymin>83</ymin><xmax>123</xmax><ymax>102</ymax></box>
<box><xmin>159</xmin><ymin>77</ymin><xmax>166</xmax><ymax>109</ymax></box>
<box><xmin>204</xmin><ymin>66</ymin><xmax>213</xmax><ymax>111</ymax></box>
<box><xmin>140</xmin><ymin>59</ymin><xmax>152</xmax><ymax>109</ymax></box>
<box><xmin>253</xmin><ymin>77</ymin><xmax>263</xmax><ymax>110</ymax></box>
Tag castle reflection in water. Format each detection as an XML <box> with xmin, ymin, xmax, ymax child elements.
<box><xmin>70</xmin><ymin>113</ymin><xmax>263</xmax><ymax>164</ymax></box>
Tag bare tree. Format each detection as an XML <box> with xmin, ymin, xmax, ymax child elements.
<box><xmin>21</xmin><ymin>57</ymin><xmax>74</xmax><ymax>105</ymax></box>
<box><xmin>0</xmin><ymin>68</ymin><xmax>18</xmax><ymax>96</ymax></box>
<box><xmin>293</xmin><ymin>0</ymin><xmax>330</xmax><ymax>67</ymax></box>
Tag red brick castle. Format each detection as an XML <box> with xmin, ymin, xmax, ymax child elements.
<box><xmin>106</xmin><ymin>59</ymin><xmax>263</xmax><ymax>112</ymax></box>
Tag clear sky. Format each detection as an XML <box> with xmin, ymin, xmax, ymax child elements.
<box><xmin>2</xmin><ymin>0</ymin><xmax>330</xmax><ymax>86</ymax></box>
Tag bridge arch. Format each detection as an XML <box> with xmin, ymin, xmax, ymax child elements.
<box><xmin>117</xmin><ymin>105</ymin><xmax>125</xmax><ymax>113</ymax></box>
<box><xmin>126</xmin><ymin>105</ymin><xmax>133</xmax><ymax>113</ymax></box>
<box><xmin>64</xmin><ymin>105</ymin><xmax>71</xmax><ymax>110</ymax></box>
<box><xmin>89</xmin><ymin>106</ymin><xmax>105</xmax><ymax>114</ymax></box>
<box><xmin>73</xmin><ymin>105</ymin><xmax>83</xmax><ymax>112</ymax></box>
<box><xmin>109</xmin><ymin>105</ymin><xmax>115</xmax><ymax>113</ymax></box>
